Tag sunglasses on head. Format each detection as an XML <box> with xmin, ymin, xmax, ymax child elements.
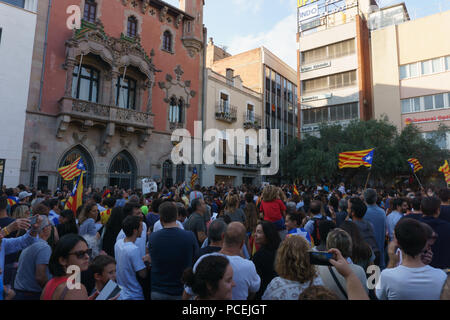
<box><xmin>68</xmin><ymin>248</ymin><xmax>92</xmax><ymax>259</ymax></box>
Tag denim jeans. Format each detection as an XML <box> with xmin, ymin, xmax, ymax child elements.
<box><xmin>151</xmin><ymin>291</ymin><xmax>182</xmax><ymax>300</ymax></box>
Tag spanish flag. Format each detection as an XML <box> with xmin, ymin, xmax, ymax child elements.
<box><xmin>439</xmin><ymin>160</ymin><xmax>450</xmax><ymax>185</ymax></box>
<box><xmin>338</xmin><ymin>149</ymin><xmax>374</xmax><ymax>169</ymax></box>
<box><xmin>65</xmin><ymin>172</ymin><xmax>84</xmax><ymax>216</ymax></box>
<box><xmin>58</xmin><ymin>157</ymin><xmax>86</xmax><ymax>181</ymax></box>
<box><xmin>407</xmin><ymin>158</ymin><xmax>423</xmax><ymax>173</ymax></box>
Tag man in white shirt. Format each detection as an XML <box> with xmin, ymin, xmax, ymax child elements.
<box><xmin>115</xmin><ymin>216</ymin><xmax>150</xmax><ymax>300</ymax></box>
<box><xmin>116</xmin><ymin>203</ymin><xmax>147</xmax><ymax>258</ymax></box>
<box><xmin>183</xmin><ymin>222</ymin><xmax>260</xmax><ymax>300</ymax></box>
<box><xmin>376</xmin><ymin>218</ymin><xmax>447</xmax><ymax>300</ymax></box>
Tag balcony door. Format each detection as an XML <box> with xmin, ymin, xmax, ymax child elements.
<box><xmin>220</xmin><ymin>93</ymin><xmax>229</xmax><ymax>114</ymax></box>
<box><xmin>72</xmin><ymin>65</ymin><xmax>99</xmax><ymax>103</ymax></box>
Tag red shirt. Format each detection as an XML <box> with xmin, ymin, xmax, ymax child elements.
<box><xmin>260</xmin><ymin>199</ymin><xmax>286</xmax><ymax>222</ymax></box>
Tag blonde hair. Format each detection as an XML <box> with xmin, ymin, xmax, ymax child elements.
<box><xmin>262</xmin><ymin>185</ymin><xmax>278</xmax><ymax>202</ymax></box>
<box><xmin>225</xmin><ymin>194</ymin><xmax>239</xmax><ymax>211</ymax></box>
<box><xmin>12</xmin><ymin>205</ymin><xmax>30</xmax><ymax>220</ymax></box>
<box><xmin>275</xmin><ymin>236</ymin><xmax>317</xmax><ymax>284</ymax></box>
<box><xmin>277</xmin><ymin>187</ymin><xmax>287</xmax><ymax>203</ymax></box>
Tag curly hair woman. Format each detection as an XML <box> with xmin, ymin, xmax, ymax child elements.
<box><xmin>262</xmin><ymin>236</ymin><xmax>323</xmax><ymax>300</ymax></box>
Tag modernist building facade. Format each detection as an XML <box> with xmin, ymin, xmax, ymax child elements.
<box><xmin>19</xmin><ymin>0</ymin><xmax>205</xmax><ymax>191</ymax></box>
<box><xmin>371</xmin><ymin>8</ymin><xmax>450</xmax><ymax>148</ymax></box>
<box><xmin>0</xmin><ymin>0</ymin><xmax>38</xmax><ymax>187</ymax></box>
<box><xmin>297</xmin><ymin>0</ymin><xmax>377</xmax><ymax>137</ymax></box>
<box><xmin>202</xmin><ymin>39</ymin><xmax>263</xmax><ymax>186</ymax></box>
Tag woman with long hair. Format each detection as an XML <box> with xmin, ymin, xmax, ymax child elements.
<box><xmin>41</xmin><ymin>234</ymin><xmax>92</xmax><ymax>300</ymax></box>
<box><xmin>262</xmin><ymin>236</ymin><xmax>323</xmax><ymax>300</ymax></box>
<box><xmin>252</xmin><ymin>221</ymin><xmax>281</xmax><ymax>299</ymax></box>
<box><xmin>224</xmin><ymin>193</ymin><xmax>246</xmax><ymax>224</ymax></box>
<box><xmin>101</xmin><ymin>207</ymin><xmax>125</xmax><ymax>257</ymax></box>
<box><xmin>339</xmin><ymin>221</ymin><xmax>375</xmax><ymax>270</ymax></box>
<box><xmin>57</xmin><ymin>209</ymin><xmax>79</xmax><ymax>238</ymax></box>
<box><xmin>183</xmin><ymin>255</ymin><xmax>235</xmax><ymax>300</ymax></box>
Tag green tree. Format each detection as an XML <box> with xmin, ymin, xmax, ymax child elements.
<box><xmin>280</xmin><ymin>119</ymin><xmax>450</xmax><ymax>185</ymax></box>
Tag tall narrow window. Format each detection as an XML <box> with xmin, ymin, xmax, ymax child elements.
<box><xmin>220</xmin><ymin>93</ymin><xmax>229</xmax><ymax>114</ymax></box>
<box><xmin>116</xmin><ymin>76</ymin><xmax>136</xmax><ymax>110</ymax></box>
<box><xmin>163</xmin><ymin>31</ymin><xmax>173</xmax><ymax>52</ymax></box>
<box><xmin>169</xmin><ymin>97</ymin><xmax>183</xmax><ymax>123</ymax></box>
<box><xmin>127</xmin><ymin>16</ymin><xmax>137</xmax><ymax>38</ymax></box>
<box><xmin>72</xmin><ymin>65</ymin><xmax>99</xmax><ymax>103</ymax></box>
<box><xmin>30</xmin><ymin>156</ymin><xmax>37</xmax><ymax>187</ymax></box>
<box><xmin>83</xmin><ymin>0</ymin><xmax>97</xmax><ymax>23</ymax></box>
<box><xmin>247</xmin><ymin>104</ymin><xmax>254</xmax><ymax>122</ymax></box>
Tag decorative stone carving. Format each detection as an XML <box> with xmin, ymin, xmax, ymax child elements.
<box><xmin>97</xmin><ymin>122</ymin><xmax>114</xmax><ymax>157</ymax></box>
<box><xmin>56</xmin><ymin>115</ymin><xmax>71</xmax><ymax>139</ymax></box>
<box><xmin>120</xmin><ymin>138</ymin><xmax>131</xmax><ymax>149</ymax></box>
<box><xmin>122</xmin><ymin>0</ymin><xmax>130</xmax><ymax>6</ymax></box>
<box><xmin>141</xmin><ymin>0</ymin><xmax>150</xmax><ymax>14</ymax></box>
<box><xmin>175</xmin><ymin>14</ymin><xmax>184</xmax><ymax>29</ymax></box>
<box><xmin>182</xmin><ymin>37</ymin><xmax>203</xmax><ymax>58</ymax></box>
<box><xmin>131</xmin><ymin>0</ymin><xmax>138</xmax><ymax>8</ymax></box>
<box><xmin>159</xmin><ymin>6</ymin><xmax>168</xmax><ymax>23</ymax></box>
<box><xmin>138</xmin><ymin>129</ymin><xmax>152</xmax><ymax>148</ymax></box>
<box><xmin>73</xmin><ymin>132</ymin><xmax>87</xmax><ymax>144</ymax></box>
<box><xmin>149</xmin><ymin>9</ymin><xmax>155</xmax><ymax>16</ymax></box>
<box><xmin>158</xmin><ymin>65</ymin><xmax>196</xmax><ymax>108</ymax></box>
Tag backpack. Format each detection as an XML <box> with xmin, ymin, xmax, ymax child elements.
<box><xmin>311</xmin><ymin>216</ymin><xmax>327</xmax><ymax>246</ymax></box>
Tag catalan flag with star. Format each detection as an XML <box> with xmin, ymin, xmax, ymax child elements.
<box><xmin>338</xmin><ymin>149</ymin><xmax>375</xmax><ymax>169</ymax></box>
<box><xmin>65</xmin><ymin>171</ymin><xmax>84</xmax><ymax>216</ymax></box>
<box><xmin>58</xmin><ymin>157</ymin><xmax>86</xmax><ymax>181</ymax></box>
<box><xmin>439</xmin><ymin>160</ymin><xmax>450</xmax><ymax>185</ymax></box>
<box><xmin>190</xmin><ymin>167</ymin><xmax>198</xmax><ymax>188</ymax></box>
<box><xmin>407</xmin><ymin>158</ymin><xmax>423</xmax><ymax>173</ymax></box>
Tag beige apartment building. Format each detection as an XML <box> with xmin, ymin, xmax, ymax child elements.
<box><xmin>206</xmin><ymin>39</ymin><xmax>299</xmax><ymax>183</ymax></box>
<box><xmin>371</xmin><ymin>8</ymin><xmax>450</xmax><ymax>148</ymax></box>
<box><xmin>297</xmin><ymin>0</ymin><xmax>378</xmax><ymax>136</ymax></box>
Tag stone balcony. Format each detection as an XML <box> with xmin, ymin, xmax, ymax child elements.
<box><xmin>243</xmin><ymin>113</ymin><xmax>262</xmax><ymax>130</ymax></box>
<box><xmin>58</xmin><ymin>97</ymin><xmax>154</xmax><ymax>131</ymax></box>
<box><xmin>215</xmin><ymin>103</ymin><xmax>237</xmax><ymax>123</ymax></box>
<box><xmin>56</xmin><ymin>97</ymin><xmax>154</xmax><ymax>152</ymax></box>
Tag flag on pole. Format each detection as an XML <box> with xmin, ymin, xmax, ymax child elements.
<box><xmin>65</xmin><ymin>172</ymin><xmax>84</xmax><ymax>216</ymax></box>
<box><xmin>407</xmin><ymin>158</ymin><xmax>423</xmax><ymax>173</ymax></box>
<box><xmin>338</xmin><ymin>149</ymin><xmax>375</xmax><ymax>169</ymax></box>
<box><xmin>190</xmin><ymin>167</ymin><xmax>198</xmax><ymax>188</ymax></box>
<box><xmin>439</xmin><ymin>160</ymin><xmax>450</xmax><ymax>185</ymax></box>
<box><xmin>293</xmin><ymin>185</ymin><xmax>299</xmax><ymax>196</ymax></box>
<box><xmin>58</xmin><ymin>157</ymin><xmax>86</xmax><ymax>181</ymax></box>
<box><xmin>6</xmin><ymin>196</ymin><xmax>17</xmax><ymax>207</ymax></box>
<box><xmin>102</xmin><ymin>189</ymin><xmax>111</xmax><ymax>199</ymax></box>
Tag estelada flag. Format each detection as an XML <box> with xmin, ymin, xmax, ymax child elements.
<box><xmin>65</xmin><ymin>172</ymin><xmax>84</xmax><ymax>216</ymax></box>
<box><xmin>190</xmin><ymin>167</ymin><xmax>198</xmax><ymax>188</ymax></box>
<box><xmin>58</xmin><ymin>157</ymin><xmax>86</xmax><ymax>181</ymax></box>
<box><xmin>439</xmin><ymin>160</ymin><xmax>450</xmax><ymax>185</ymax></box>
<box><xmin>293</xmin><ymin>185</ymin><xmax>299</xmax><ymax>196</ymax></box>
<box><xmin>102</xmin><ymin>189</ymin><xmax>111</xmax><ymax>199</ymax></box>
<box><xmin>338</xmin><ymin>149</ymin><xmax>374</xmax><ymax>169</ymax></box>
<box><xmin>407</xmin><ymin>158</ymin><xmax>423</xmax><ymax>173</ymax></box>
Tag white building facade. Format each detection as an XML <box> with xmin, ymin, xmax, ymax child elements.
<box><xmin>0</xmin><ymin>0</ymin><xmax>37</xmax><ymax>187</ymax></box>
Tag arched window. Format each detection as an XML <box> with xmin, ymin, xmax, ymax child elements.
<box><xmin>59</xmin><ymin>146</ymin><xmax>93</xmax><ymax>188</ymax></box>
<box><xmin>127</xmin><ymin>16</ymin><xmax>137</xmax><ymax>38</ymax></box>
<box><xmin>72</xmin><ymin>65</ymin><xmax>99</xmax><ymax>103</ymax></box>
<box><xmin>162</xmin><ymin>160</ymin><xmax>173</xmax><ymax>187</ymax></box>
<box><xmin>163</xmin><ymin>31</ymin><xmax>173</xmax><ymax>52</ymax></box>
<box><xmin>116</xmin><ymin>76</ymin><xmax>136</xmax><ymax>110</ymax></box>
<box><xmin>83</xmin><ymin>0</ymin><xmax>97</xmax><ymax>23</ymax></box>
<box><xmin>169</xmin><ymin>96</ymin><xmax>183</xmax><ymax>124</ymax></box>
<box><xmin>176</xmin><ymin>163</ymin><xmax>186</xmax><ymax>184</ymax></box>
<box><xmin>109</xmin><ymin>151</ymin><xmax>137</xmax><ymax>189</ymax></box>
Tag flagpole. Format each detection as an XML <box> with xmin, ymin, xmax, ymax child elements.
<box><xmin>364</xmin><ymin>168</ymin><xmax>371</xmax><ymax>190</ymax></box>
<box><xmin>413</xmin><ymin>172</ymin><xmax>424</xmax><ymax>189</ymax></box>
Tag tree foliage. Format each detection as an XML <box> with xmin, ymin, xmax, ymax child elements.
<box><xmin>280</xmin><ymin>119</ymin><xmax>450</xmax><ymax>185</ymax></box>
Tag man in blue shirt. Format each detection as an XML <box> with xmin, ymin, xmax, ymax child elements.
<box><xmin>304</xmin><ymin>200</ymin><xmax>332</xmax><ymax>246</ymax></box>
<box><xmin>149</xmin><ymin>201</ymin><xmax>198</xmax><ymax>300</ymax></box>
<box><xmin>386</xmin><ymin>198</ymin><xmax>408</xmax><ymax>241</ymax></box>
<box><xmin>363</xmin><ymin>189</ymin><xmax>387</xmax><ymax>269</ymax></box>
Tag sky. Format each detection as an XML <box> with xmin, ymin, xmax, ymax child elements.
<box><xmin>165</xmin><ymin>0</ymin><xmax>450</xmax><ymax>70</ymax></box>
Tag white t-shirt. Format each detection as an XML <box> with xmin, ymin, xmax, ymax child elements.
<box><xmin>376</xmin><ymin>265</ymin><xmax>447</xmax><ymax>300</ymax></box>
<box><xmin>153</xmin><ymin>220</ymin><xmax>184</xmax><ymax>233</ymax></box>
<box><xmin>114</xmin><ymin>239</ymin><xmax>146</xmax><ymax>300</ymax></box>
<box><xmin>116</xmin><ymin>222</ymin><xmax>147</xmax><ymax>258</ymax></box>
<box><xmin>185</xmin><ymin>253</ymin><xmax>261</xmax><ymax>300</ymax></box>
<box><xmin>262</xmin><ymin>276</ymin><xmax>323</xmax><ymax>300</ymax></box>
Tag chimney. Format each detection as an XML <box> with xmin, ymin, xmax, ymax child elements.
<box><xmin>226</xmin><ymin>68</ymin><xmax>234</xmax><ymax>86</ymax></box>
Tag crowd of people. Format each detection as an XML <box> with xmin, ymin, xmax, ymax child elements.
<box><xmin>0</xmin><ymin>181</ymin><xmax>449</xmax><ymax>300</ymax></box>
